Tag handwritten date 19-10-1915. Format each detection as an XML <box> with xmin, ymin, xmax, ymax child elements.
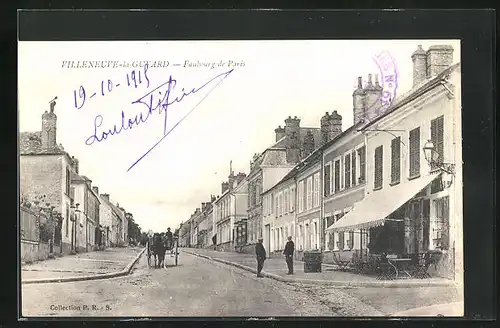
<box><xmin>73</xmin><ymin>64</ymin><xmax>150</xmax><ymax>110</ymax></box>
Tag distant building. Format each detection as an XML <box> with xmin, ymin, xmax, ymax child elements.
<box><xmin>214</xmin><ymin>164</ymin><xmax>248</xmax><ymax>252</ymax></box>
<box><xmin>70</xmin><ymin>173</ymin><xmax>101</xmax><ymax>252</ymax></box>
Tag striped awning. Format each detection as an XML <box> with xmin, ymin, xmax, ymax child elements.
<box><xmin>326</xmin><ymin>173</ymin><xmax>441</xmax><ymax>232</ymax></box>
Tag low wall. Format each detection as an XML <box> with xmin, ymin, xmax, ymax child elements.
<box><xmin>21</xmin><ymin>240</ymin><xmax>50</xmax><ymax>262</ymax></box>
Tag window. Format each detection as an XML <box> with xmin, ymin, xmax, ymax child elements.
<box><xmin>313</xmin><ymin>172</ymin><xmax>320</xmax><ymax>207</ymax></box>
<box><xmin>284</xmin><ymin>189</ymin><xmax>289</xmax><ymax>214</ymax></box>
<box><xmin>306</xmin><ymin>177</ymin><xmax>313</xmax><ymax>210</ymax></box>
<box><xmin>263</xmin><ymin>196</ymin><xmax>268</xmax><ymax>216</ymax></box>
<box><xmin>358</xmin><ymin>146</ymin><xmax>366</xmax><ymax>183</ymax></box>
<box><xmin>334</xmin><ymin>160</ymin><xmax>340</xmax><ymax>192</ymax></box>
<box><xmin>274</xmin><ymin>194</ymin><xmax>280</xmax><ymax>217</ymax></box>
<box><xmin>324</xmin><ymin>163</ymin><xmax>331</xmax><ymax>196</ymax></box>
<box><xmin>290</xmin><ymin>186</ymin><xmax>295</xmax><ymax>212</ymax></box>
<box><xmin>431</xmin><ymin>116</ymin><xmax>445</xmax><ymax>170</ymax></box>
<box><xmin>65</xmin><ymin>167</ymin><xmax>71</xmax><ymax>195</ymax></box>
<box><xmin>298</xmin><ymin>180</ymin><xmax>304</xmax><ymax>212</ymax></box>
<box><xmin>351</xmin><ymin>151</ymin><xmax>356</xmax><ymax>187</ymax></box>
<box><xmin>409</xmin><ymin>127</ymin><xmax>420</xmax><ymax>178</ymax></box>
<box><xmin>344</xmin><ymin>154</ymin><xmax>351</xmax><ymax>188</ymax></box>
<box><xmin>391</xmin><ymin>137</ymin><xmax>401</xmax><ymax>185</ymax></box>
<box><xmin>374</xmin><ymin>146</ymin><xmax>383</xmax><ymax>189</ymax></box>
<box><xmin>280</xmin><ymin>192</ymin><xmax>284</xmax><ymax>216</ymax></box>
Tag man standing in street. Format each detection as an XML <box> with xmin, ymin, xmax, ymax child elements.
<box><xmin>255</xmin><ymin>238</ymin><xmax>266</xmax><ymax>278</ymax></box>
<box><xmin>283</xmin><ymin>236</ymin><xmax>295</xmax><ymax>275</ymax></box>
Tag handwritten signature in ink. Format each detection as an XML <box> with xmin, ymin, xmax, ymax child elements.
<box><xmin>84</xmin><ymin>69</ymin><xmax>235</xmax><ymax>171</ymax></box>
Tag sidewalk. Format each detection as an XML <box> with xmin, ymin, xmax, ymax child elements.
<box><xmin>21</xmin><ymin>247</ymin><xmax>144</xmax><ymax>283</ymax></box>
<box><xmin>183</xmin><ymin>248</ymin><xmax>457</xmax><ymax>288</ymax></box>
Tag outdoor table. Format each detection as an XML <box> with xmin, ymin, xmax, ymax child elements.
<box><xmin>388</xmin><ymin>258</ymin><xmax>413</xmax><ymax>279</ymax></box>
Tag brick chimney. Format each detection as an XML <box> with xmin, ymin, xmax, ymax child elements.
<box><xmin>221</xmin><ymin>182</ymin><xmax>229</xmax><ymax>194</ymax></box>
<box><xmin>92</xmin><ymin>186</ymin><xmax>99</xmax><ymax>195</ymax></box>
<box><xmin>412</xmin><ymin>44</ymin><xmax>427</xmax><ymax>87</ymax></box>
<box><xmin>41</xmin><ymin>99</ymin><xmax>58</xmax><ymax>150</ymax></box>
<box><xmin>320</xmin><ymin>111</ymin><xmax>343</xmax><ymax>145</ymax></box>
<box><xmin>100</xmin><ymin>194</ymin><xmax>110</xmax><ymax>202</ymax></box>
<box><xmin>211</xmin><ymin>195</ymin><xmax>216</xmax><ymax>202</ymax></box>
<box><xmin>71</xmin><ymin>156</ymin><xmax>80</xmax><ymax>174</ymax></box>
<box><xmin>236</xmin><ymin>172</ymin><xmax>247</xmax><ymax>184</ymax></box>
<box><xmin>426</xmin><ymin>45</ymin><xmax>454</xmax><ymax>78</ymax></box>
<box><xmin>284</xmin><ymin>116</ymin><xmax>301</xmax><ymax>164</ymax></box>
<box><xmin>302</xmin><ymin>130</ymin><xmax>315</xmax><ymax>158</ymax></box>
<box><xmin>364</xmin><ymin>73</ymin><xmax>384</xmax><ymax>119</ymax></box>
<box><xmin>352</xmin><ymin>76</ymin><xmax>366</xmax><ymax>125</ymax></box>
<box><xmin>274</xmin><ymin>125</ymin><xmax>285</xmax><ymax>142</ymax></box>
<box><xmin>201</xmin><ymin>203</ymin><xmax>207</xmax><ymax>212</ymax></box>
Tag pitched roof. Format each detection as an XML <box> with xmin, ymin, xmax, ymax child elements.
<box><xmin>269</xmin><ymin>127</ymin><xmax>321</xmax><ymax>150</ymax></box>
<box><xmin>261</xmin><ymin>148</ymin><xmax>289</xmax><ymax>166</ymax></box>
<box><xmin>19</xmin><ymin>131</ymin><xmax>66</xmax><ymax>155</ymax></box>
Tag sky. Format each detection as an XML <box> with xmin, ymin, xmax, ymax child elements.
<box><xmin>18</xmin><ymin>39</ymin><xmax>460</xmax><ymax>233</ymax></box>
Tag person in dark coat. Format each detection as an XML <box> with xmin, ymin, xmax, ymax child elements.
<box><xmin>283</xmin><ymin>236</ymin><xmax>295</xmax><ymax>274</ymax></box>
<box><xmin>255</xmin><ymin>238</ymin><xmax>266</xmax><ymax>277</ymax></box>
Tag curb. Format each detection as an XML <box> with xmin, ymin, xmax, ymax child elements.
<box><xmin>22</xmin><ymin>247</ymin><xmax>146</xmax><ymax>284</ymax></box>
<box><xmin>183</xmin><ymin>250</ymin><xmax>457</xmax><ymax>288</ymax></box>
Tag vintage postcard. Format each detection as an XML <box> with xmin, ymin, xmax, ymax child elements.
<box><xmin>19</xmin><ymin>39</ymin><xmax>463</xmax><ymax>317</ymax></box>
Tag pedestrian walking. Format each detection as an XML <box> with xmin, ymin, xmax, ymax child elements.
<box><xmin>283</xmin><ymin>236</ymin><xmax>295</xmax><ymax>274</ymax></box>
<box><xmin>255</xmin><ymin>238</ymin><xmax>266</xmax><ymax>278</ymax></box>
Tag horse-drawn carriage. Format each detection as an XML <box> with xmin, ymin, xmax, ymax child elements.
<box><xmin>146</xmin><ymin>232</ymin><xmax>179</xmax><ymax>268</ymax></box>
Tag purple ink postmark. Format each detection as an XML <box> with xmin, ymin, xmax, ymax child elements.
<box><xmin>352</xmin><ymin>50</ymin><xmax>399</xmax><ymax>123</ymax></box>
<box><xmin>373</xmin><ymin>50</ymin><xmax>399</xmax><ymax>112</ymax></box>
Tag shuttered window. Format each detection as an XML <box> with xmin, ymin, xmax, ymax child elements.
<box><xmin>409</xmin><ymin>127</ymin><xmax>420</xmax><ymax>178</ymax></box>
<box><xmin>275</xmin><ymin>194</ymin><xmax>279</xmax><ymax>218</ymax></box>
<box><xmin>313</xmin><ymin>172</ymin><xmax>320</xmax><ymax>207</ymax></box>
<box><xmin>430</xmin><ymin>116</ymin><xmax>445</xmax><ymax>171</ymax></box>
<box><xmin>391</xmin><ymin>137</ymin><xmax>401</xmax><ymax>184</ymax></box>
<box><xmin>351</xmin><ymin>151</ymin><xmax>357</xmax><ymax>187</ymax></box>
<box><xmin>344</xmin><ymin>154</ymin><xmax>351</xmax><ymax>188</ymax></box>
<box><xmin>290</xmin><ymin>186</ymin><xmax>295</xmax><ymax>212</ymax></box>
<box><xmin>324</xmin><ymin>163</ymin><xmax>331</xmax><ymax>196</ymax></box>
<box><xmin>358</xmin><ymin>146</ymin><xmax>366</xmax><ymax>183</ymax></box>
<box><xmin>374</xmin><ymin>146</ymin><xmax>383</xmax><ymax>189</ymax></box>
<box><xmin>306</xmin><ymin>177</ymin><xmax>313</xmax><ymax>210</ymax></box>
<box><xmin>334</xmin><ymin>160</ymin><xmax>340</xmax><ymax>192</ymax></box>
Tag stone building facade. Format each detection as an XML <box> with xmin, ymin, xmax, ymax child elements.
<box><xmin>20</xmin><ymin>101</ymin><xmax>77</xmax><ymax>254</ymax></box>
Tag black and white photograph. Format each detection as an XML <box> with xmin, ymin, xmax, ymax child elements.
<box><xmin>18</xmin><ymin>38</ymin><xmax>463</xmax><ymax>317</ymax></box>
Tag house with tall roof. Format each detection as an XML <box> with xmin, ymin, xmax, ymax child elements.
<box><xmin>20</xmin><ymin>99</ymin><xmax>80</xmax><ymax>254</ymax></box>
<box><xmin>242</xmin><ymin>117</ymin><xmax>321</xmax><ymax>254</ymax></box>
<box><xmin>327</xmin><ymin>44</ymin><xmax>462</xmax><ymax>281</ymax></box>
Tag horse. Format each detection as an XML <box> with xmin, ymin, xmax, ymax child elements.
<box><xmin>153</xmin><ymin>233</ymin><xmax>167</xmax><ymax>268</ymax></box>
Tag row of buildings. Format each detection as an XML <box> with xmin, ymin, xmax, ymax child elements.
<box><xmin>178</xmin><ymin>44</ymin><xmax>462</xmax><ymax>280</ymax></box>
<box><xmin>20</xmin><ymin>99</ymin><xmax>130</xmax><ymax>256</ymax></box>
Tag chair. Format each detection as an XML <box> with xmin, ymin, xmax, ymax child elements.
<box><xmin>332</xmin><ymin>252</ymin><xmax>351</xmax><ymax>271</ymax></box>
<box><xmin>411</xmin><ymin>252</ymin><xmax>432</xmax><ymax>279</ymax></box>
<box><xmin>375</xmin><ymin>260</ymin><xmax>396</xmax><ymax>280</ymax></box>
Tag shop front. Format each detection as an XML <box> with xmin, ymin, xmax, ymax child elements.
<box><xmin>326</xmin><ymin>172</ymin><xmax>455</xmax><ymax>279</ymax></box>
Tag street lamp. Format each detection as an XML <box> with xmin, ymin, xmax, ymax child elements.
<box><xmin>423</xmin><ymin>140</ymin><xmax>456</xmax><ymax>188</ymax></box>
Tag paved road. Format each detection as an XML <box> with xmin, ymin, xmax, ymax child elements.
<box><xmin>22</xmin><ymin>250</ymin><xmax>459</xmax><ymax>317</ymax></box>
<box><xmin>23</xmin><ymin>251</ymin><xmax>385</xmax><ymax>317</ymax></box>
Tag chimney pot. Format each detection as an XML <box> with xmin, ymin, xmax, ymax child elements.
<box><xmin>357</xmin><ymin>76</ymin><xmax>363</xmax><ymax>88</ymax></box>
